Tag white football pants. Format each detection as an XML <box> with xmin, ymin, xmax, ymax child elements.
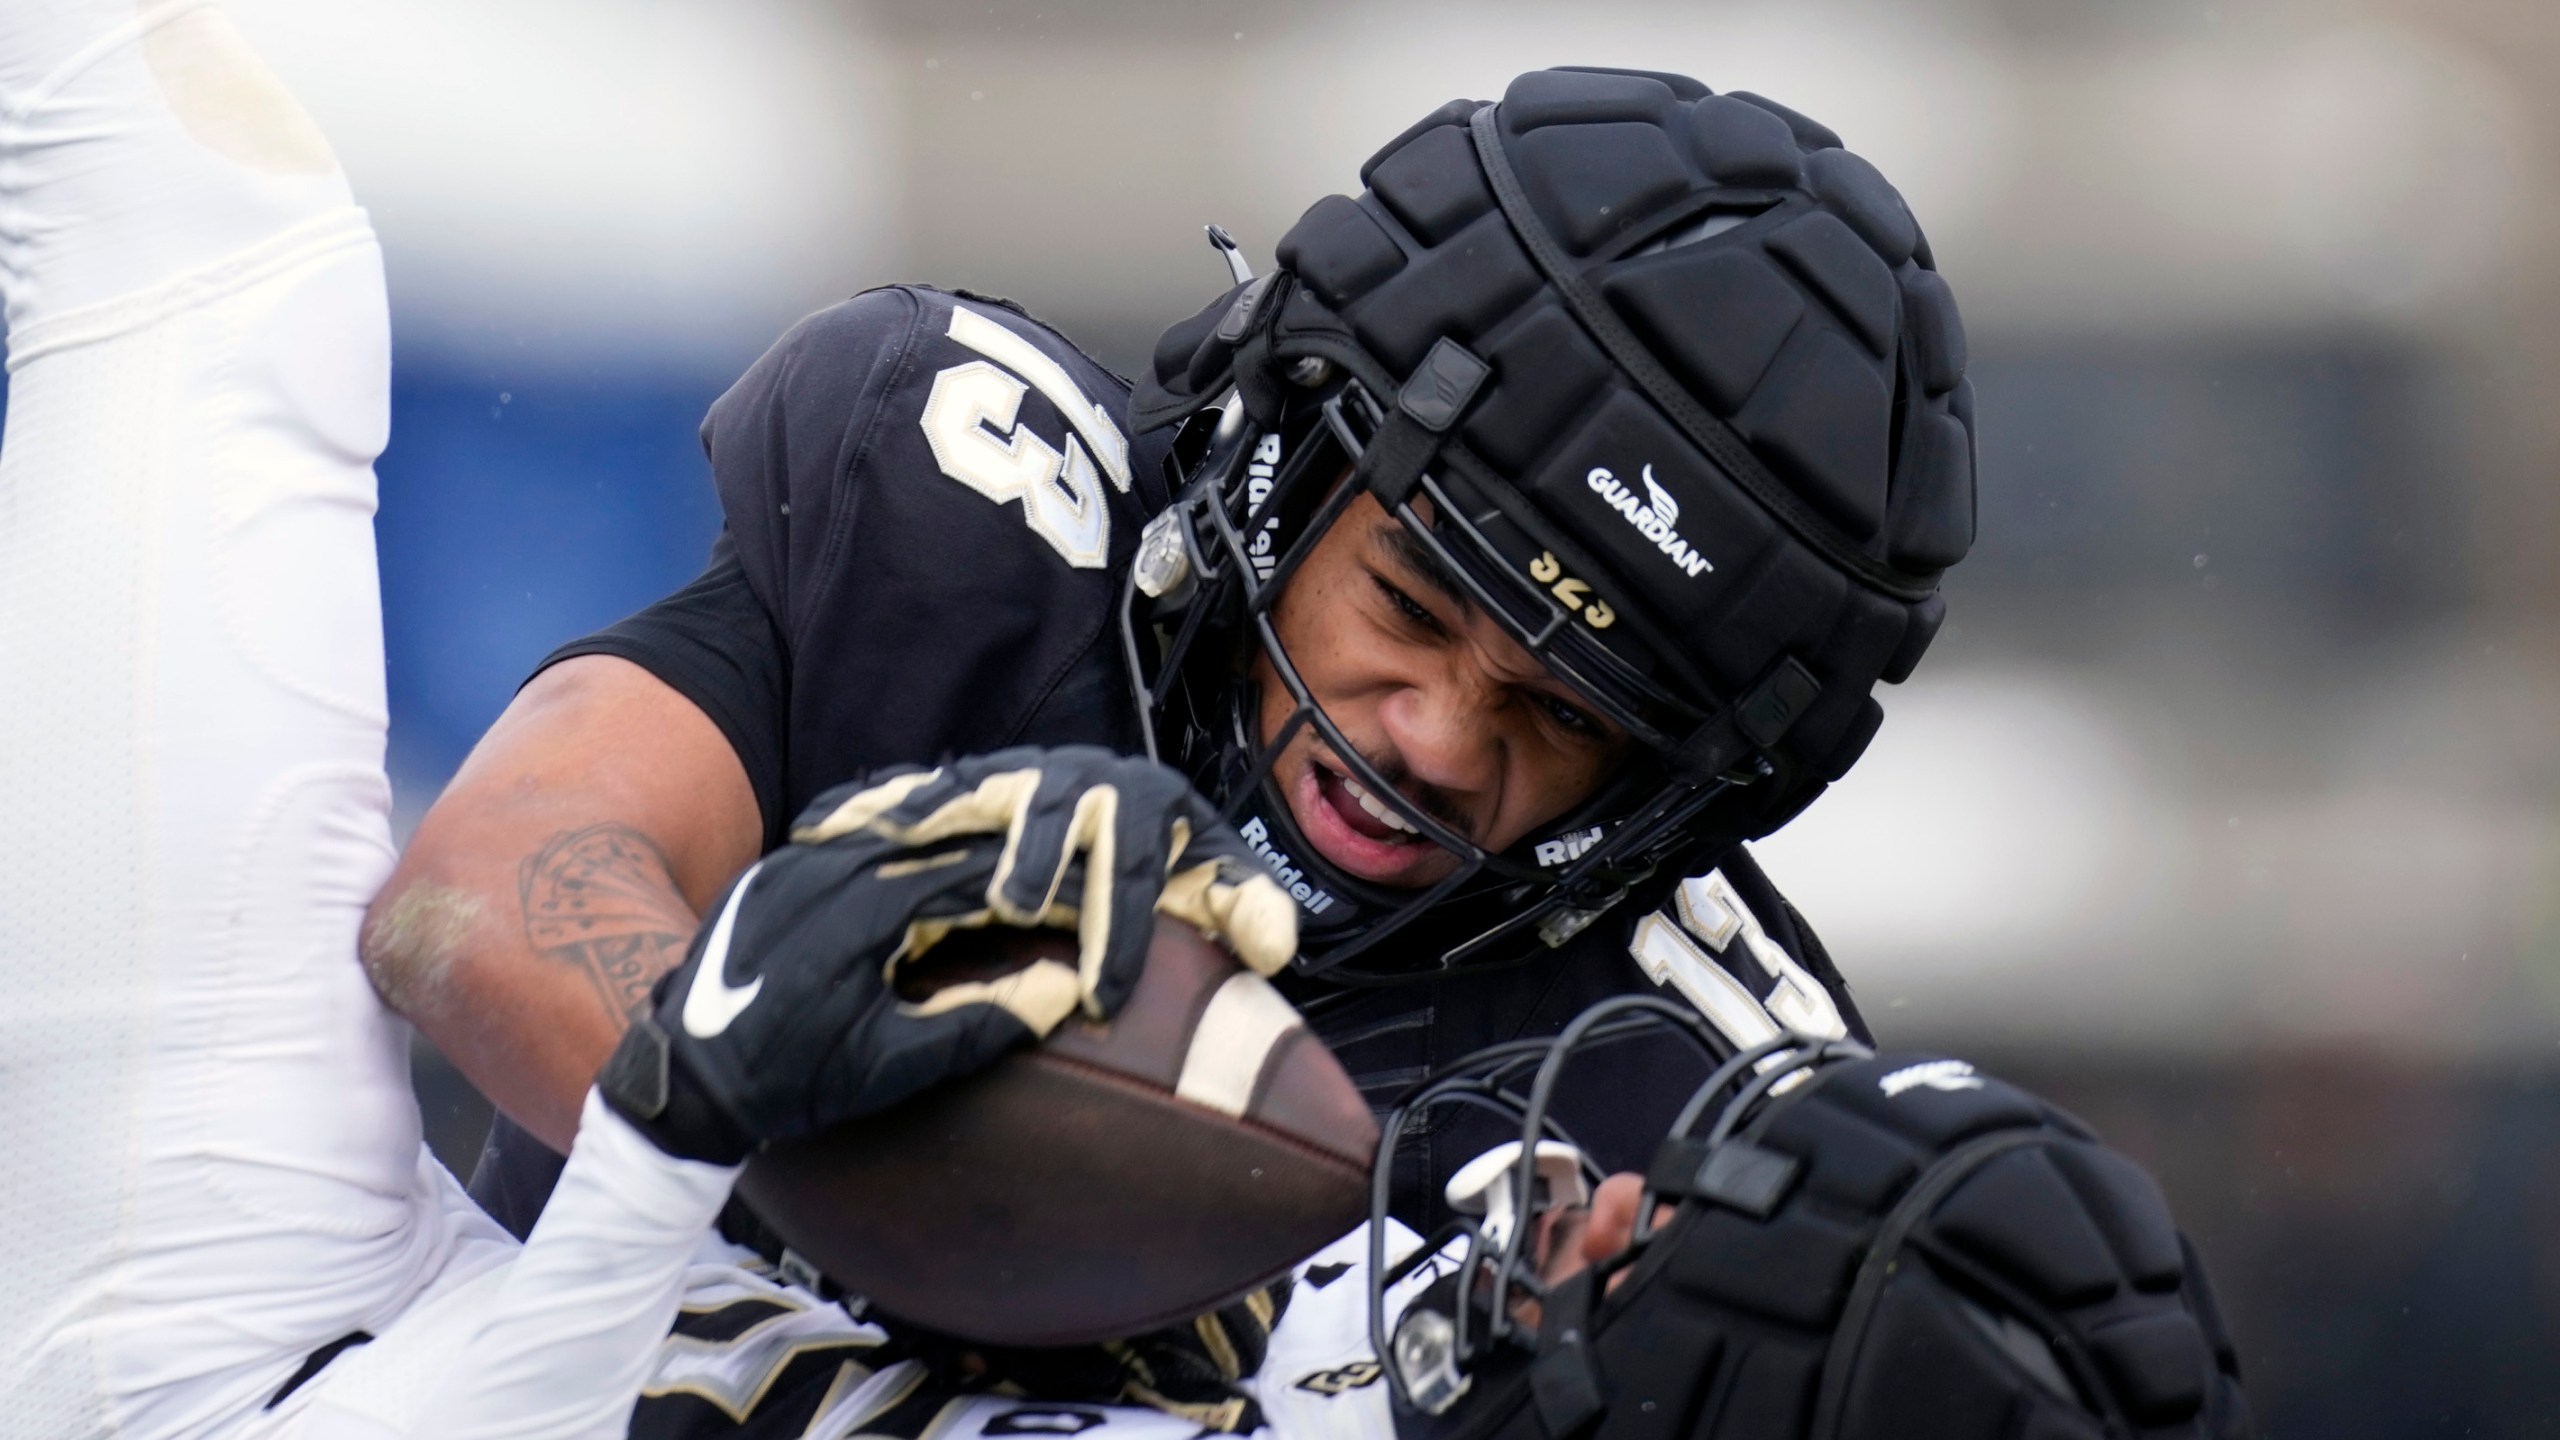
<box><xmin>0</xmin><ymin>4</ymin><xmax>733</xmax><ymax>1437</ymax></box>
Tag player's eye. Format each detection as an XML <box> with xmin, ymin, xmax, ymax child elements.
<box><xmin>1372</xmin><ymin>574</ymin><xmax>1445</xmax><ymax>635</ymax></box>
<box><xmin>1538</xmin><ymin>691</ymin><xmax>1606</xmax><ymax>742</ymax></box>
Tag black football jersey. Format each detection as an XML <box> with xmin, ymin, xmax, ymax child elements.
<box><xmin>1283</xmin><ymin>846</ymin><xmax>1869</xmax><ymax>1233</ymax></box>
<box><xmin>467</xmin><ymin>284</ymin><xmax>1867</xmax><ymax>1244</ymax></box>
<box><xmin>553</xmin><ymin>285</ymin><xmax>1174</xmax><ymax>844</ymax></box>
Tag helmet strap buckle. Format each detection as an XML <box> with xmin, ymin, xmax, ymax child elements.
<box><xmin>1353</xmin><ymin>337</ymin><xmax>1490</xmax><ymax>509</ymax></box>
<box><xmin>1671</xmin><ymin>657</ymin><xmax>1822</xmax><ymax>780</ymax></box>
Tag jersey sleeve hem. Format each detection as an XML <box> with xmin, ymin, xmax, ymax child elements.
<box><xmin>527</xmin><ymin>536</ymin><xmax>791</xmax><ymax>845</ymax></box>
<box><xmin>536</xmin><ymin>631</ymin><xmax>785</xmax><ymax>842</ymax></box>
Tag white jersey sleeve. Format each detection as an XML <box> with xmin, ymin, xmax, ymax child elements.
<box><xmin>264</xmin><ymin>1093</ymin><xmax>742</xmax><ymax>1440</ymax></box>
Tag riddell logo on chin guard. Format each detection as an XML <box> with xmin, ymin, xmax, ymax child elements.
<box><xmin>1587</xmin><ymin>464</ymin><xmax>1712</xmax><ymax>578</ymax></box>
<box><xmin>1239</xmin><ymin>815</ymin><xmax>1337</xmax><ymax>916</ymax></box>
<box><xmin>1534</xmin><ymin>826</ymin><xmax>1602</xmax><ymax>868</ymax></box>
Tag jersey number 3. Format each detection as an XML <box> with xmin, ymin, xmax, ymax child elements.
<box><xmin>921</xmin><ymin>306</ymin><xmax>1132</xmax><ymax>569</ymax></box>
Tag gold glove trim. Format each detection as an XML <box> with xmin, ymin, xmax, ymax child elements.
<box><xmin>898</xmin><ymin>956</ymin><xmax>1082</xmax><ymax>1036</ymax></box>
<box><xmin>803</xmin><ymin>765</ymin><xmax>1297</xmax><ymax>1016</ymax></box>
<box><xmin>793</xmin><ymin>768</ymin><xmax>946</xmax><ymax>843</ymax></box>
<box><xmin>1156</xmin><ymin>862</ymin><xmax>1297</xmax><ymax>977</ymax></box>
<box><xmin>873</xmin><ymin>849</ymin><xmax>974</xmax><ymax>881</ymax></box>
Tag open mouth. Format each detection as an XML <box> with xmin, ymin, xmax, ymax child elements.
<box><xmin>1290</xmin><ymin>758</ymin><xmax>1452</xmax><ymax>887</ymax></box>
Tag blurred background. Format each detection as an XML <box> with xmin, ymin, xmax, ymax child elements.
<box><xmin>174</xmin><ymin>0</ymin><xmax>2560</xmax><ymax>1430</ymax></box>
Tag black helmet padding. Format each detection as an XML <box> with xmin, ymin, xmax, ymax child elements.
<box><xmin>1137</xmin><ymin>67</ymin><xmax>1976</xmax><ymax>841</ymax></box>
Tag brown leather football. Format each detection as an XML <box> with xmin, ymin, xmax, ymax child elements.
<box><xmin>736</xmin><ymin>918</ymin><xmax>1378</xmax><ymax>1346</ymax></box>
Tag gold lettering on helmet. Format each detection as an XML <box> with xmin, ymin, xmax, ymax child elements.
<box><xmin>1525</xmin><ymin>552</ymin><xmax>1619</xmax><ymax>631</ymax></box>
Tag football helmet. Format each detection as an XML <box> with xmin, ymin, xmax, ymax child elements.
<box><xmin>1368</xmin><ymin>997</ymin><xmax>2252</xmax><ymax>1439</ymax></box>
<box><xmin>1125</xmin><ymin>68</ymin><xmax>1976</xmax><ymax>979</ymax></box>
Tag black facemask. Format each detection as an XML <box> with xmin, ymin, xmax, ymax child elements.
<box><xmin>1120</xmin><ymin>384</ymin><xmax>1758</xmax><ymax>984</ymax></box>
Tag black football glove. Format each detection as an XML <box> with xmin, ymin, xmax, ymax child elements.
<box><xmin>597</xmin><ymin>746</ymin><xmax>1297</xmax><ymax>1164</ymax></box>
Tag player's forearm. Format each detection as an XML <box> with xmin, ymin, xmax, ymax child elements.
<box><xmin>364</xmin><ymin>655</ymin><xmax>761</xmax><ymax>1151</ymax></box>
<box><xmin>432</xmin><ymin>1090</ymin><xmax>741</xmax><ymax>1439</ymax></box>
<box><xmin>369</xmin><ymin>814</ymin><xmax>697</xmax><ymax>1150</ymax></box>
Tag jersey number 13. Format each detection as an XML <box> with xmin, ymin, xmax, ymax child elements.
<box><xmin>921</xmin><ymin>306</ymin><xmax>1133</xmax><ymax>569</ymax></box>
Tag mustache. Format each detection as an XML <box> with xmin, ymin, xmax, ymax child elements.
<box><xmin>1321</xmin><ymin>743</ymin><xmax>1474</xmax><ymax>839</ymax></box>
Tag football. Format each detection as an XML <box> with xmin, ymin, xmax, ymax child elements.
<box><xmin>736</xmin><ymin>917</ymin><xmax>1379</xmax><ymax>1346</ymax></box>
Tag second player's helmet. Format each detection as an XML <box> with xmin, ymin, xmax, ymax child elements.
<box><xmin>1125</xmin><ymin>67</ymin><xmax>1976</xmax><ymax>979</ymax></box>
<box><xmin>1365</xmin><ymin>998</ymin><xmax>2252</xmax><ymax>1439</ymax></box>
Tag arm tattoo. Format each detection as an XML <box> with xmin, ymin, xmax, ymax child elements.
<box><xmin>519</xmin><ymin>823</ymin><xmax>697</xmax><ymax>1028</ymax></box>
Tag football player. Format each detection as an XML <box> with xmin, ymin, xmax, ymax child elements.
<box><xmin>0</xmin><ymin>5</ymin><xmax>1287</xmax><ymax>1434</ymax></box>
<box><xmin>367</xmin><ymin>64</ymin><xmax>1977</xmax><ymax>1262</ymax></box>
<box><xmin>10</xmin><ymin>9</ymin><xmax>2171</xmax><ymax>1440</ymax></box>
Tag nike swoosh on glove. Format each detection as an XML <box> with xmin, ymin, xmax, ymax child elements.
<box><xmin>599</xmin><ymin>746</ymin><xmax>1298</xmax><ymax>1163</ymax></box>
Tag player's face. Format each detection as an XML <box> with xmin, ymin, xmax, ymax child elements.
<box><xmin>1253</xmin><ymin>494</ymin><xmax>1631</xmax><ymax>888</ymax></box>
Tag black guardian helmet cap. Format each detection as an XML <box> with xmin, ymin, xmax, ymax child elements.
<box><xmin>1125</xmin><ymin>68</ymin><xmax>1978</xmax><ymax>980</ymax></box>
<box><xmin>1367</xmin><ymin>1000</ymin><xmax>2252</xmax><ymax>1440</ymax></box>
